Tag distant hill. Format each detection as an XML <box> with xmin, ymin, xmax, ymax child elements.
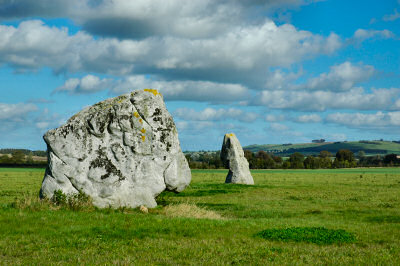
<box><xmin>244</xmin><ymin>140</ymin><xmax>400</xmax><ymax>156</ymax></box>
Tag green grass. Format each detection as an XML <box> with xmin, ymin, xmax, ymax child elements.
<box><xmin>0</xmin><ymin>168</ymin><xmax>400</xmax><ymax>264</ymax></box>
<box><xmin>256</xmin><ymin>227</ymin><xmax>356</xmax><ymax>245</ymax></box>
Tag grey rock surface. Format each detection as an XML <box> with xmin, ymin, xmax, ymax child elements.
<box><xmin>40</xmin><ymin>89</ymin><xmax>191</xmax><ymax>208</ymax></box>
<box><xmin>220</xmin><ymin>133</ymin><xmax>254</xmax><ymax>185</ymax></box>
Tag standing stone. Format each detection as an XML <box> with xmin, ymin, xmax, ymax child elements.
<box><xmin>220</xmin><ymin>133</ymin><xmax>254</xmax><ymax>185</ymax></box>
<box><xmin>40</xmin><ymin>89</ymin><xmax>191</xmax><ymax>208</ymax></box>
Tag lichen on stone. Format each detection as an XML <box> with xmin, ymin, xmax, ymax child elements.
<box><xmin>144</xmin><ymin>88</ymin><xmax>162</xmax><ymax>96</ymax></box>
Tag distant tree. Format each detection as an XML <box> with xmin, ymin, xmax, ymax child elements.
<box><xmin>304</xmin><ymin>156</ymin><xmax>320</xmax><ymax>169</ymax></box>
<box><xmin>244</xmin><ymin>150</ymin><xmax>253</xmax><ymax>161</ymax></box>
<box><xmin>334</xmin><ymin>149</ymin><xmax>356</xmax><ymax>168</ymax></box>
<box><xmin>282</xmin><ymin>160</ymin><xmax>291</xmax><ymax>169</ymax></box>
<box><xmin>244</xmin><ymin>150</ymin><xmax>256</xmax><ymax>169</ymax></box>
<box><xmin>289</xmin><ymin>152</ymin><xmax>304</xmax><ymax>169</ymax></box>
<box><xmin>336</xmin><ymin>149</ymin><xmax>355</xmax><ymax>162</ymax></box>
<box><xmin>272</xmin><ymin>155</ymin><xmax>283</xmax><ymax>164</ymax></box>
<box><xmin>26</xmin><ymin>152</ymin><xmax>34</xmax><ymax>164</ymax></box>
<box><xmin>0</xmin><ymin>154</ymin><xmax>11</xmax><ymax>164</ymax></box>
<box><xmin>384</xmin><ymin>154</ymin><xmax>399</xmax><ymax>165</ymax></box>
<box><xmin>256</xmin><ymin>151</ymin><xmax>270</xmax><ymax>161</ymax></box>
<box><xmin>319</xmin><ymin>150</ymin><xmax>332</xmax><ymax>158</ymax></box>
<box><xmin>11</xmin><ymin>150</ymin><xmax>25</xmax><ymax>164</ymax></box>
<box><xmin>356</xmin><ymin>150</ymin><xmax>366</xmax><ymax>159</ymax></box>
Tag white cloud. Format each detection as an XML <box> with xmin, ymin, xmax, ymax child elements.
<box><xmin>295</xmin><ymin>114</ymin><xmax>322</xmax><ymax>123</ymax></box>
<box><xmin>264</xmin><ymin>68</ymin><xmax>302</xmax><ymax>90</ymax></box>
<box><xmin>55</xmin><ymin>74</ymin><xmax>251</xmax><ymax>103</ymax></box>
<box><xmin>256</xmin><ymin>87</ymin><xmax>400</xmax><ymax>111</ymax></box>
<box><xmin>174</xmin><ymin>107</ymin><xmax>258</xmax><ymax>122</ymax></box>
<box><xmin>352</xmin><ymin>29</ymin><xmax>395</xmax><ymax>42</ymax></box>
<box><xmin>269</xmin><ymin>123</ymin><xmax>289</xmax><ymax>131</ymax></box>
<box><xmin>326</xmin><ymin>111</ymin><xmax>400</xmax><ymax>131</ymax></box>
<box><xmin>383</xmin><ymin>9</ymin><xmax>400</xmax><ymax>22</ymax></box>
<box><xmin>265</xmin><ymin>114</ymin><xmax>286</xmax><ymax>122</ymax></box>
<box><xmin>303</xmin><ymin>61</ymin><xmax>375</xmax><ymax>91</ymax></box>
<box><xmin>0</xmin><ymin>20</ymin><xmax>342</xmax><ymax>88</ymax></box>
<box><xmin>55</xmin><ymin>75</ymin><xmax>111</xmax><ymax>94</ymax></box>
<box><xmin>0</xmin><ymin>103</ymin><xmax>37</xmax><ymax>121</ymax></box>
<box><xmin>111</xmin><ymin>76</ymin><xmax>251</xmax><ymax>103</ymax></box>
<box><xmin>0</xmin><ymin>0</ymin><xmax>323</xmax><ymax>39</ymax></box>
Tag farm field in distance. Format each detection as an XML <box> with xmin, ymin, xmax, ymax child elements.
<box><xmin>0</xmin><ymin>168</ymin><xmax>399</xmax><ymax>264</ymax></box>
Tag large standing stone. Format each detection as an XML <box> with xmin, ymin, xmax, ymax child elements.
<box><xmin>220</xmin><ymin>133</ymin><xmax>254</xmax><ymax>185</ymax></box>
<box><xmin>40</xmin><ymin>89</ymin><xmax>191</xmax><ymax>208</ymax></box>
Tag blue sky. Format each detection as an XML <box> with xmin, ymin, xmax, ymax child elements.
<box><xmin>0</xmin><ymin>0</ymin><xmax>399</xmax><ymax>151</ymax></box>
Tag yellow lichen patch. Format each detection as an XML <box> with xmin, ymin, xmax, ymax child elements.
<box><xmin>133</xmin><ymin>112</ymin><xmax>140</xmax><ymax>118</ymax></box>
<box><xmin>226</xmin><ymin>133</ymin><xmax>235</xmax><ymax>137</ymax></box>
<box><xmin>141</xmin><ymin>135</ymin><xmax>146</xmax><ymax>142</ymax></box>
<box><xmin>140</xmin><ymin>128</ymin><xmax>146</xmax><ymax>134</ymax></box>
<box><xmin>144</xmin><ymin>88</ymin><xmax>161</xmax><ymax>96</ymax></box>
<box><xmin>139</xmin><ymin>119</ymin><xmax>143</xmax><ymax>124</ymax></box>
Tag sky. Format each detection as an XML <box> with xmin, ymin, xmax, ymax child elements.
<box><xmin>0</xmin><ymin>0</ymin><xmax>399</xmax><ymax>151</ymax></box>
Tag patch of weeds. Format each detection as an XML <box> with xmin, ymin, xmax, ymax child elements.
<box><xmin>191</xmin><ymin>183</ymin><xmax>252</xmax><ymax>191</ymax></box>
<box><xmin>269</xmin><ymin>247</ymin><xmax>283</xmax><ymax>253</ymax></box>
<box><xmin>196</xmin><ymin>203</ymin><xmax>245</xmax><ymax>212</ymax></box>
<box><xmin>377</xmin><ymin>203</ymin><xmax>394</xmax><ymax>208</ymax></box>
<box><xmin>366</xmin><ymin>215</ymin><xmax>400</xmax><ymax>223</ymax></box>
<box><xmin>177</xmin><ymin>189</ymin><xmax>240</xmax><ymax>197</ymax></box>
<box><xmin>286</xmin><ymin>195</ymin><xmax>302</xmax><ymax>200</ymax></box>
<box><xmin>305</xmin><ymin>209</ymin><xmax>323</xmax><ymax>215</ymax></box>
<box><xmin>51</xmin><ymin>190</ymin><xmax>93</xmax><ymax>211</ymax></box>
<box><xmin>256</xmin><ymin>227</ymin><xmax>356</xmax><ymax>245</ymax></box>
<box><xmin>347</xmin><ymin>197</ymin><xmax>359</xmax><ymax>202</ymax></box>
<box><xmin>236</xmin><ymin>210</ymin><xmax>295</xmax><ymax>219</ymax></box>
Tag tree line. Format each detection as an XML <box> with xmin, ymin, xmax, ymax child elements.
<box><xmin>0</xmin><ymin>150</ymin><xmax>47</xmax><ymax>168</ymax></box>
<box><xmin>185</xmin><ymin>149</ymin><xmax>400</xmax><ymax>169</ymax></box>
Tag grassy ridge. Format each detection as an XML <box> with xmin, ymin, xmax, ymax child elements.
<box><xmin>0</xmin><ymin>168</ymin><xmax>399</xmax><ymax>264</ymax></box>
<box><xmin>245</xmin><ymin>140</ymin><xmax>400</xmax><ymax>155</ymax></box>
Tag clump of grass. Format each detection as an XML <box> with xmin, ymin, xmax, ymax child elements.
<box><xmin>11</xmin><ymin>190</ymin><xmax>94</xmax><ymax>211</ymax></box>
<box><xmin>11</xmin><ymin>193</ymin><xmax>51</xmax><ymax>211</ymax></box>
<box><xmin>256</xmin><ymin>227</ymin><xmax>356</xmax><ymax>245</ymax></box>
<box><xmin>51</xmin><ymin>190</ymin><xmax>93</xmax><ymax>211</ymax></box>
<box><xmin>162</xmin><ymin>203</ymin><xmax>224</xmax><ymax>220</ymax></box>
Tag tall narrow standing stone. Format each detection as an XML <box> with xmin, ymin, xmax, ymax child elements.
<box><xmin>220</xmin><ymin>133</ymin><xmax>254</xmax><ymax>185</ymax></box>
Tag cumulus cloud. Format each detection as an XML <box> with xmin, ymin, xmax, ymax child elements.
<box><xmin>383</xmin><ymin>9</ymin><xmax>400</xmax><ymax>22</ymax></box>
<box><xmin>265</xmin><ymin>114</ymin><xmax>286</xmax><ymax>122</ymax></box>
<box><xmin>326</xmin><ymin>111</ymin><xmax>400</xmax><ymax>131</ymax></box>
<box><xmin>295</xmin><ymin>114</ymin><xmax>322</xmax><ymax>123</ymax></box>
<box><xmin>174</xmin><ymin>107</ymin><xmax>258</xmax><ymax>122</ymax></box>
<box><xmin>0</xmin><ymin>102</ymin><xmax>37</xmax><ymax>121</ymax></box>
<box><xmin>0</xmin><ymin>19</ymin><xmax>341</xmax><ymax>87</ymax></box>
<box><xmin>55</xmin><ymin>75</ymin><xmax>111</xmax><ymax>94</ymax></box>
<box><xmin>255</xmin><ymin>87</ymin><xmax>400</xmax><ymax>111</ymax></box>
<box><xmin>352</xmin><ymin>29</ymin><xmax>395</xmax><ymax>43</ymax></box>
<box><xmin>264</xmin><ymin>68</ymin><xmax>302</xmax><ymax>90</ymax></box>
<box><xmin>0</xmin><ymin>0</ymin><xmax>322</xmax><ymax>39</ymax></box>
<box><xmin>303</xmin><ymin>61</ymin><xmax>375</xmax><ymax>91</ymax></box>
<box><xmin>263</xmin><ymin>61</ymin><xmax>373</xmax><ymax>92</ymax></box>
<box><xmin>269</xmin><ymin>123</ymin><xmax>289</xmax><ymax>131</ymax></box>
<box><xmin>55</xmin><ymin>74</ymin><xmax>251</xmax><ymax>103</ymax></box>
<box><xmin>0</xmin><ymin>102</ymin><xmax>38</xmax><ymax>132</ymax></box>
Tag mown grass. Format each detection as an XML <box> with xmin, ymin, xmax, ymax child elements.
<box><xmin>0</xmin><ymin>168</ymin><xmax>399</xmax><ymax>264</ymax></box>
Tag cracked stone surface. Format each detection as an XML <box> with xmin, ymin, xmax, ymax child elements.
<box><xmin>220</xmin><ymin>133</ymin><xmax>254</xmax><ymax>185</ymax></box>
<box><xmin>40</xmin><ymin>89</ymin><xmax>191</xmax><ymax>208</ymax></box>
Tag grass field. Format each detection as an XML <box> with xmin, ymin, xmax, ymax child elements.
<box><xmin>0</xmin><ymin>168</ymin><xmax>399</xmax><ymax>264</ymax></box>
